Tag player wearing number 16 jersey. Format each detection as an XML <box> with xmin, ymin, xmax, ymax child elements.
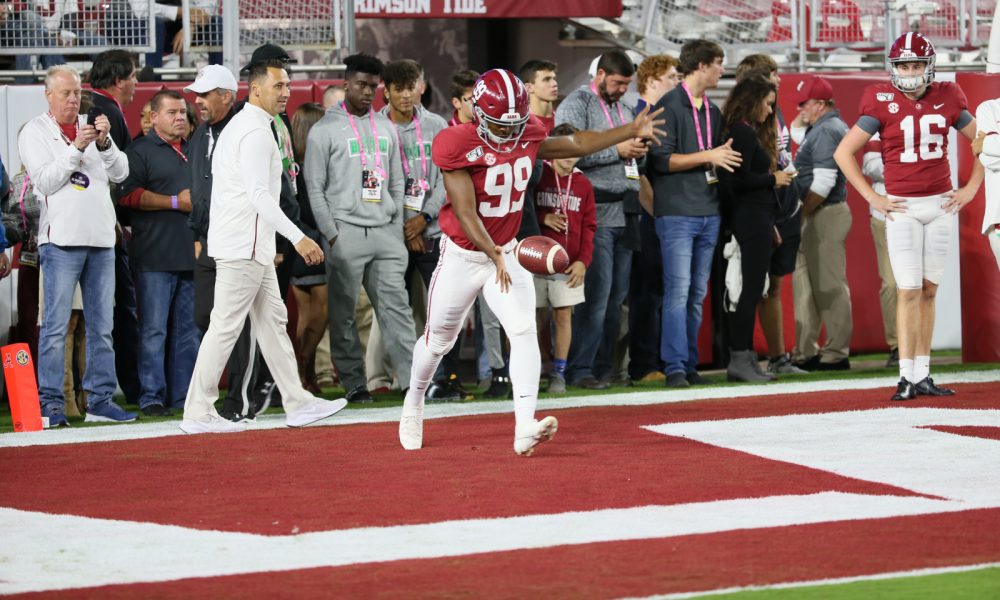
<box><xmin>835</xmin><ymin>32</ymin><xmax>985</xmax><ymax>401</ymax></box>
<box><xmin>398</xmin><ymin>68</ymin><xmax>665</xmax><ymax>455</ymax></box>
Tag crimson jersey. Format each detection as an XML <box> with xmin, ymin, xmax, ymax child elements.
<box><xmin>434</xmin><ymin>115</ymin><xmax>549</xmax><ymax>250</ymax></box>
<box><xmin>858</xmin><ymin>82</ymin><xmax>969</xmax><ymax>197</ymax></box>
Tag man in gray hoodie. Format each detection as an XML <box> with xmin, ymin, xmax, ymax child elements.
<box><xmin>305</xmin><ymin>53</ymin><xmax>413</xmax><ymax>405</ymax></box>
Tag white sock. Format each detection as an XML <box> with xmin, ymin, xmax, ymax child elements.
<box><xmin>899</xmin><ymin>359</ymin><xmax>914</xmax><ymax>382</ymax></box>
<box><xmin>913</xmin><ymin>355</ymin><xmax>931</xmax><ymax>382</ymax></box>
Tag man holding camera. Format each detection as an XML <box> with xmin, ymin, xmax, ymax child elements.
<box><xmin>18</xmin><ymin>65</ymin><xmax>134</xmax><ymax>427</ymax></box>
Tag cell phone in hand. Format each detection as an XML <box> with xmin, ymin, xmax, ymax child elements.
<box><xmin>86</xmin><ymin>108</ymin><xmax>103</xmax><ymax>126</ymax></box>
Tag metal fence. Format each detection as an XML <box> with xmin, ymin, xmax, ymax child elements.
<box><xmin>181</xmin><ymin>0</ymin><xmax>342</xmax><ymax>56</ymax></box>
<box><xmin>617</xmin><ymin>0</ymin><xmax>994</xmax><ymax>60</ymax></box>
<box><xmin>0</xmin><ymin>0</ymin><xmax>155</xmax><ymax>55</ymax></box>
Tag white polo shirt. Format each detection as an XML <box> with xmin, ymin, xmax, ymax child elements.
<box><xmin>208</xmin><ymin>102</ymin><xmax>304</xmax><ymax>265</ymax></box>
<box><xmin>18</xmin><ymin>113</ymin><xmax>128</xmax><ymax>248</ymax></box>
<box><xmin>977</xmin><ymin>99</ymin><xmax>1000</xmax><ymax>233</ymax></box>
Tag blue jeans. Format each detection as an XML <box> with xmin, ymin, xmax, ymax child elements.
<box><xmin>656</xmin><ymin>215</ymin><xmax>720</xmax><ymax>375</ymax></box>
<box><xmin>567</xmin><ymin>226</ymin><xmax>632</xmax><ymax>383</ymax></box>
<box><xmin>135</xmin><ymin>271</ymin><xmax>199</xmax><ymax>409</ymax></box>
<box><xmin>37</xmin><ymin>244</ymin><xmax>116</xmax><ymax>416</ymax></box>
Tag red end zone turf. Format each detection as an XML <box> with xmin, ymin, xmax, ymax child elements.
<box><xmin>2</xmin><ymin>382</ymin><xmax>999</xmax><ymax>598</ymax></box>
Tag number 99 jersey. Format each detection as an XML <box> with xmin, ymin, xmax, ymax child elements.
<box><xmin>434</xmin><ymin>117</ymin><xmax>548</xmax><ymax>251</ymax></box>
<box><xmin>858</xmin><ymin>81</ymin><xmax>970</xmax><ymax>197</ymax></box>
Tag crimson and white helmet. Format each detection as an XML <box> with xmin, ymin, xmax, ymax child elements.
<box><xmin>471</xmin><ymin>69</ymin><xmax>530</xmax><ymax>153</ymax></box>
<box><xmin>887</xmin><ymin>32</ymin><xmax>936</xmax><ymax>93</ymax></box>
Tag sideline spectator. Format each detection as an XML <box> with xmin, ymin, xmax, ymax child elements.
<box><xmin>974</xmin><ymin>98</ymin><xmax>1000</xmax><ymax>269</ymax></box>
<box><xmin>184</xmin><ymin>100</ymin><xmax>199</xmax><ymax>138</ymax></box>
<box><xmin>380</xmin><ymin>59</ymin><xmax>460</xmax><ymax>401</ymax></box>
<box><xmin>789</xmin><ymin>76</ymin><xmax>852</xmax><ymax>371</ymax></box>
<box><xmin>718</xmin><ymin>76</ymin><xmax>794</xmax><ymax>382</ymax></box>
<box><xmin>119</xmin><ymin>89</ymin><xmax>197</xmax><ymax>417</ymax></box>
<box><xmin>289</xmin><ymin>102</ymin><xmax>328</xmax><ymax>394</ymax></box>
<box><xmin>520</xmin><ymin>59</ymin><xmax>559</xmax><ymax>133</ymax></box>
<box><xmin>306</xmin><ymin>52</ymin><xmax>414</xmax><ymax>405</ymax></box>
<box><xmin>628</xmin><ymin>54</ymin><xmax>680</xmax><ymax>382</ymax></box>
<box><xmin>181</xmin><ymin>57</ymin><xmax>346</xmax><ymax>434</ymax></box>
<box><xmin>2</xmin><ymin>155</ymin><xmax>41</xmax><ymax>363</ymax></box>
<box><xmin>0</xmin><ymin>3</ymin><xmax>66</xmax><ymax>81</ymax></box>
<box><xmin>557</xmin><ymin>48</ymin><xmax>642</xmax><ymax>390</ymax></box>
<box><xmin>861</xmin><ymin>137</ymin><xmax>899</xmax><ymax>367</ymax></box>
<box><xmin>106</xmin><ymin>0</ymin><xmax>222</xmax><ymax>71</ymax></box>
<box><xmin>647</xmin><ymin>39</ymin><xmax>741</xmax><ymax>388</ymax></box>
<box><xmin>89</xmin><ymin>49</ymin><xmax>145</xmax><ymax>406</ymax></box>
<box><xmin>534</xmin><ymin>122</ymin><xmax>596</xmax><ymax>393</ymax></box>
<box><xmin>448</xmin><ymin>69</ymin><xmax>479</xmax><ymax>126</ymax></box>
<box><xmin>734</xmin><ymin>55</ymin><xmax>808</xmax><ymax>376</ymax></box>
<box><xmin>322</xmin><ymin>84</ymin><xmax>345</xmax><ymax>110</ymax></box>
<box><xmin>137</xmin><ymin>101</ymin><xmax>153</xmax><ymax>138</ymax></box>
<box><xmin>185</xmin><ymin>63</ymin><xmax>264</xmax><ymax>420</ymax></box>
<box><xmin>18</xmin><ymin>65</ymin><xmax>135</xmax><ymax>426</ymax></box>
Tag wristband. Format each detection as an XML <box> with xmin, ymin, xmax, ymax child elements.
<box><xmin>171</xmin><ymin>195</ymin><xmax>178</xmax><ymax>210</ymax></box>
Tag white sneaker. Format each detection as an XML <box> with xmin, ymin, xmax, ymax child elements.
<box><xmin>513</xmin><ymin>416</ymin><xmax>558</xmax><ymax>456</ymax></box>
<box><xmin>285</xmin><ymin>398</ymin><xmax>348</xmax><ymax>428</ymax></box>
<box><xmin>179</xmin><ymin>414</ymin><xmax>248</xmax><ymax>434</ymax></box>
<box><xmin>399</xmin><ymin>413</ymin><xmax>423</xmax><ymax>450</ymax></box>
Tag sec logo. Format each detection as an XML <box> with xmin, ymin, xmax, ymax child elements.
<box><xmin>15</xmin><ymin>350</ymin><xmax>29</xmax><ymax>366</ymax></box>
<box><xmin>484</xmin><ymin>153</ymin><xmax>496</xmax><ymax>166</ymax></box>
<box><xmin>888</xmin><ymin>102</ymin><xmax>899</xmax><ymax>114</ymax></box>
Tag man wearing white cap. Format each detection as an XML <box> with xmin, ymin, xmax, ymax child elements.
<box><xmin>184</xmin><ymin>64</ymin><xmax>268</xmax><ymax>422</ymax></box>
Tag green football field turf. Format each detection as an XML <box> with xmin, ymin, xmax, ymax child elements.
<box><xmin>694</xmin><ymin>565</ymin><xmax>1000</xmax><ymax>599</ymax></box>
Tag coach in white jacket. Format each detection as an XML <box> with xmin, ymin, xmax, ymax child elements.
<box><xmin>18</xmin><ymin>65</ymin><xmax>134</xmax><ymax>427</ymax></box>
<box><xmin>180</xmin><ymin>57</ymin><xmax>348</xmax><ymax>434</ymax></box>
<box><xmin>976</xmin><ymin>98</ymin><xmax>1000</xmax><ymax>269</ymax></box>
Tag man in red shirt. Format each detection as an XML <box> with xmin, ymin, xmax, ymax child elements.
<box><xmin>835</xmin><ymin>32</ymin><xmax>984</xmax><ymax>400</ymax></box>
<box><xmin>399</xmin><ymin>69</ymin><xmax>663</xmax><ymax>456</ymax></box>
<box><xmin>519</xmin><ymin>59</ymin><xmax>559</xmax><ymax>134</ymax></box>
<box><xmin>533</xmin><ymin>122</ymin><xmax>596</xmax><ymax>393</ymax></box>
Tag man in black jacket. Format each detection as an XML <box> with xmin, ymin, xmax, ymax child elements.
<box><xmin>88</xmin><ymin>49</ymin><xmax>143</xmax><ymax>406</ymax></box>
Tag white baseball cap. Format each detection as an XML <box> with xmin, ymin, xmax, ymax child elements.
<box><xmin>184</xmin><ymin>65</ymin><xmax>238</xmax><ymax>94</ymax></box>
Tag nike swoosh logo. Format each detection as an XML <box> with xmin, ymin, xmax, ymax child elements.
<box><xmin>933</xmin><ymin>103</ymin><xmax>944</xmax><ymax>109</ymax></box>
<box><xmin>521</xmin><ymin>142</ymin><xmax>529</xmax><ymax>148</ymax></box>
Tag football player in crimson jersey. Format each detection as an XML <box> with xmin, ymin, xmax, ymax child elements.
<box><xmin>399</xmin><ymin>68</ymin><xmax>664</xmax><ymax>456</ymax></box>
<box><xmin>834</xmin><ymin>32</ymin><xmax>985</xmax><ymax>401</ymax></box>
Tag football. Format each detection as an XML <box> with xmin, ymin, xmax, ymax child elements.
<box><xmin>515</xmin><ymin>236</ymin><xmax>570</xmax><ymax>276</ymax></box>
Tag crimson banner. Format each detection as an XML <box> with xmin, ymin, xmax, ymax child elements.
<box><xmin>355</xmin><ymin>0</ymin><xmax>623</xmax><ymax>19</ymax></box>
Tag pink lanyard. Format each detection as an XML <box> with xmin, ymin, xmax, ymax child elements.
<box><xmin>681</xmin><ymin>82</ymin><xmax>712</xmax><ymax>151</ymax></box>
<box><xmin>47</xmin><ymin>112</ymin><xmax>78</xmax><ymax>145</ymax></box>
<box><xmin>547</xmin><ymin>163</ymin><xmax>573</xmax><ymax>239</ymax></box>
<box><xmin>343</xmin><ymin>103</ymin><xmax>384</xmax><ymax>178</ymax></box>
<box><xmin>155</xmin><ymin>132</ymin><xmax>188</xmax><ymax>163</ymax></box>
<box><xmin>590</xmin><ymin>83</ymin><xmax>626</xmax><ymax>128</ymax></box>
<box><xmin>391</xmin><ymin>112</ymin><xmax>429</xmax><ymax>190</ymax></box>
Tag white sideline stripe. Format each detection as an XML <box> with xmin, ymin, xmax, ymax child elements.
<box><xmin>2</xmin><ymin>369</ymin><xmax>998</xmax><ymax>448</ymax></box>
<box><xmin>0</xmin><ymin>492</ymin><xmax>970</xmax><ymax>595</ymax></box>
<box><xmin>623</xmin><ymin>562</ymin><xmax>1000</xmax><ymax>599</ymax></box>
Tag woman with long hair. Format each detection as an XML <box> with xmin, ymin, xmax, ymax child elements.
<box><xmin>289</xmin><ymin>102</ymin><xmax>329</xmax><ymax>393</ymax></box>
<box><xmin>719</xmin><ymin>76</ymin><xmax>795</xmax><ymax>382</ymax></box>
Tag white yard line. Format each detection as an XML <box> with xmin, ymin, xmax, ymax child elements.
<box><xmin>3</xmin><ymin>369</ymin><xmax>998</xmax><ymax>448</ymax></box>
<box><xmin>625</xmin><ymin>562</ymin><xmax>1000</xmax><ymax>599</ymax></box>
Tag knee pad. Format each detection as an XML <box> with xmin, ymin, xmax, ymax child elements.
<box><xmin>423</xmin><ymin>330</ymin><xmax>458</xmax><ymax>356</ymax></box>
<box><xmin>921</xmin><ymin>211</ymin><xmax>953</xmax><ymax>285</ymax></box>
<box><xmin>886</xmin><ymin>214</ymin><xmax>924</xmax><ymax>290</ymax></box>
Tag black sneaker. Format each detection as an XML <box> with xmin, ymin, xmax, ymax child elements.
<box><xmin>219</xmin><ymin>408</ymin><xmax>249</xmax><ymax>423</ymax></box>
<box><xmin>665</xmin><ymin>372</ymin><xmax>690</xmax><ymax>388</ymax></box>
<box><xmin>914</xmin><ymin>377</ymin><xmax>955</xmax><ymax>396</ymax></box>
<box><xmin>793</xmin><ymin>355</ymin><xmax>820</xmax><ymax>372</ymax></box>
<box><xmin>816</xmin><ymin>358</ymin><xmax>851</xmax><ymax>371</ymax></box>
<box><xmin>576</xmin><ymin>376</ymin><xmax>610</xmax><ymax>390</ymax></box>
<box><xmin>427</xmin><ymin>379</ymin><xmax>461</xmax><ymax>403</ymax></box>
<box><xmin>443</xmin><ymin>374</ymin><xmax>474</xmax><ymax>400</ymax></box>
<box><xmin>885</xmin><ymin>348</ymin><xmax>899</xmax><ymax>369</ymax></box>
<box><xmin>140</xmin><ymin>403</ymin><xmax>172</xmax><ymax>417</ymax></box>
<box><xmin>251</xmin><ymin>381</ymin><xmax>278</xmax><ymax>416</ymax></box>
<box><xmin>891</xmin><ymin>378</ymin><xmax>917</xmax><ymax>401</ymax></box>
<box><xmin>345</xmin><ymin>384</ymin><xmax>373</xmax><ymax>404</ymax></box>
<box><xmin>484</xmin><ymin>374</ymin><xmax>510</xmax><ymax>398</ymax></box>
<box><xmin>686</xmin><ymin>371</ymin><xmax>710</xmax><ymax>385</ymax></box>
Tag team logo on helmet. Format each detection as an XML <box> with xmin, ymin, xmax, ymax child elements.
<box><xmin>471</xmin><ymin>69</ymin><xmax>530</xmax><ymax>154</ymax></box>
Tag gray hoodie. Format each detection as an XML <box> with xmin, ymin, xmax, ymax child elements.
<box><xmin>305</xmin><ymin>105</ymin><xmax>405</xmax><ymax>241</ymax></box>
<box><xmin>378</xmin><ymin>105</ymin><xmax>447</xmax><ymax>239</ymax></box>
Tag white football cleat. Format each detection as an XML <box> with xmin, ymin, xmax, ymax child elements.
<box><xmin>179</xmin><ymin>414</ymin><xmax>248</xmax><ymax>434</ymax></box>
<box><xmin>399</xmin><ymin>413</ymin><xmax>424</xmax><ymax>450</ymax></box>
<box><xmin>513</xmin><ymin>416</ymin><xmax>558</xmax><ymax>456</ymax></box>
<box><xmin>285</xmin><ymin>398</ymin><xmax>348</xmax><ymax>428</ymax></box>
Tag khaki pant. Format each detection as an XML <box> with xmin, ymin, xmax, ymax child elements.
<box><xmin>870</xmin><ymin>216</ymin><xmax>898</xmax><ymax>349</ymax></box>
<box><xmin>793</xmin><ymin>202</ymin><xmax>853</xmax><ymax>362</ymax></box>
